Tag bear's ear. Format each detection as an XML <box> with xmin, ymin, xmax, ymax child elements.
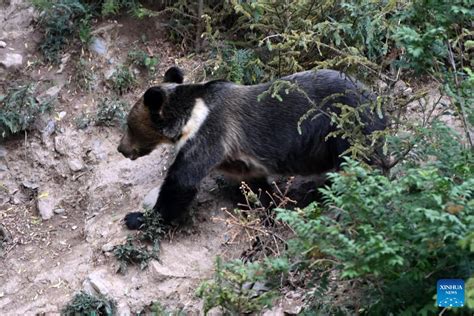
<box><xmin>163</xmin><ymin>67</ymin><xmax>184</xmax><ymax>84</ymax></box>
<box><xmin>143</xmin><ymin>87</ymin><xmax>166</xmax><ymax>113</ymax></box>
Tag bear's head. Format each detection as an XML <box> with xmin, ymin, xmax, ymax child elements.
<box><xmin>117</xmin><ymin>66</ymin><xmax>184</xmax><ymax>160</ymax></box>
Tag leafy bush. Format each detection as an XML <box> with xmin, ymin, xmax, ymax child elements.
<box><xmin>196</xmin><ymin>257</ymin><xmax>280</xmax><ymax>315</ymax></box>
<box><xmin>270</xmin><ymin>121</ymin><xmax>474</xmax><ymax>313</ymax></box>
<box><xmin>113</xmin><ymin>236</ymin><xmax>158</xmax><ymax>274</ymax></box>
<box><xmin>62</xmin><ymin>291</ymin><xmax>115</xmax><ymax>316</ymax></box>
<box><xmin>100</xmin><ymin>0</ymin><xmax>151</xmax><ymax>18</ymax></box>
<box><xmin>110</xmin><ymin>65</ymin><xmax>137</xmax><ymax>95</ymax></box>
<box><xmin>113</xmin><ymin>209</ymin><xmax>166</xmax><ymax>274</ymax></box>
<box><xmin>95</xmin><ymin>97</ymin><xmax>129</xmax><ymax>127</ymax></box>
<box><xmin>128</xmin><ymin>49</ymin><xmax>160</xmax><ymax>76</ymax></box>
<box><xmin>73</xmin><ymin>57</ymin><xmax>96</xmax><ymax>91</ymax></box>
<box><xmin>0</xmin><ymin>84</ymin><xmax>52</xmax><ymax>138</ymax></box>
<box><xmin>32</xmin><ymin>0</ymin><xmax>91</xmax><ymax>62</ymax></box>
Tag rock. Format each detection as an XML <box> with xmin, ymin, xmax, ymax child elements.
<box><xmin>104</xmin><ymin>67</ymin><xmax>116</xmax><ymax>80</ymax></box>
<box><xmin>10</xmin><ymin>195</ymin><xmax>20</xmax><ymax>205</ymax></box>
<box><xmin>0</xmin><ymin>53</ymin><xmax>23</xmax><ymax>69</ymax></box>
<box><xmin>53</xmin><ymin>208</ymin><xmax>65</xmax><ymax>214</ymax></box>
<box><xmin>262</xmin><ymin>307</ymin><xmax>284</xmax><ymax>316</ymax></box>
<box><xmin>0</xmin><ymin>146</ymin><xmax>6</xmax><ymax>158</ymax></box>
<box><xmin>68</xmin><ymin>158</ymin><xmax>84</xmax><ymax>172</ymax></box>
<box><xmin>0</xmin><ymin>164</ymin><xmax>8</xmax><ymax>172</ymax></box>
<box><xmin>116</xmin><ymin>301</ymin><xmax>131</xmax><ymax>316</ymax></box>
<box><xmin>37</xmin><ymin>195</ymin><xmax>55</xmax><ymax>220</ymax></box>
<box><xmin>91</xmin><ymin>140</ymin><xmax>107</xmax><ymax>161</ymax></box>
<box><xmin>84</xmin><ymin>271</ymin><xmax>111</xmax><ymax>297</ymax></box>
<box><xmin>101</xmin><ymin>243</ymin><xmax>115</xmax><ymax>253</ymax></box>
<box><xmin>143</xmin><ymin>186</ymin><xmax>160</xmax><ymax>210</ymax></box>
<box><xmin>0</xmin><ymin>41</ymin><xmax>6</xmax><ymax>48</ymax></box>
<box><xmin>395</xmin><ymin>80</ymin><xmax>413</xmax><ymax>96</ymax></box>
<box><xmin>89</xmin><ymin>37</ymin><xmax>107</xmax><ymax>56</ymax></box>
<box><xmin>150</xmin><ymin>261</ymin><xmax>183</xmax><ymax>281</ymax></box>
<box><xmin>56</xmin><ymin>53</ymin><xmax>70</xmax><ymax>74</ymax></box>
<box><xmin>37</xmin><ymin>85</ymin><xmax>62</xmax><ymax>104</ymax></box>
<box><xmin>22</xmin><ymin>180</ymin><xmax>39</xmax><ymax>190</ymax></box>
<box><xmin>42</xmin><ymin>120</ymin><xmax>56</xmax><ymax>138</ymax></box>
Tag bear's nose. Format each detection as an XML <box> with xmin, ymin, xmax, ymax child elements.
<box><xmin>117</xmin><ymin>144</ymin><xmax>128</xmax><ymax>157</ymax></box>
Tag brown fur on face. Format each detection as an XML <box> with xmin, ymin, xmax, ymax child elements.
<box><xmin>117</xmin><ymin>97</ymin><xmax>172</xmax><ymax>160</ymax></box>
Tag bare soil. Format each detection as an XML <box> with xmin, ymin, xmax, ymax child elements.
<box><xmin>0</xmin><ymin>4</ymin><xmax>248</xmax><ymax>315</ymax></box>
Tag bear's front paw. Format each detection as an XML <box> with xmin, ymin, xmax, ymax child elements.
<box><xmin>124</xmin><ymin>212</ymin><xmax>145</xmax><ymax>230</ymax></box>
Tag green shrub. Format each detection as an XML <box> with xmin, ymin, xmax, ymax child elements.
<box><xmin>196</xmin><ymin>257</ymin><xmax>279</xmax><ymax>315</ymax></box>
<box><xmin>113</xmin><ymin>210</ymin><xmax>166</xmax><ymax>274</ymax></box>
<box><xmin>0</xmin><ymin>84</ymin><xmax>53</xmax><ymax>138</ymax></box>
<box><xmin>274</xmin><ymin>128</ymin><xmax>473</xmax><ymax>313</ymax></box>
<box><xmin>95</xmin><ymin>97</ymin><xmax>129</xmax><ymax>127</ymax></box>
<box><xmin>73</xmin><ymin>57</ymin><xmax>96</xmax><ymax>91</ymax></box>
<box><xmin>32</xmin><ymin>0</ymin><xmax>91</xmax><ymax>62</ymax></box>
<box><xmin>113</xmin><ymin>236</ymin><xmax>158</xmax><ymax>274</ymax></box>
<box><xmin>62</xmin><ymin>291</ymin><xmax>115</xmax><ymax>316</ymax></box>
<box><xmin>128</xmin><ymin>49</ymin><xmax>160</xmax><ymax>76</ymax></box>
<box><xmin>110</xmin><ymin>65</ymin><xmax>136</xmax><ymax>95</ymax></box>
<box><xmin>101</xmin><ymin>0</ymin><xmax>151</xmax><ymax>18</ymax></box>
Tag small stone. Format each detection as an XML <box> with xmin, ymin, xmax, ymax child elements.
<box><xmin>68</xmin><ymin>159</ymin><xmax>84</xmax><ymax>172</ymax></box>
<box><xmin>84</xmin><ymin>271</ymin><xmax>111</xmax><ymax>297</ymax></box>
<box><xmin>101</xmin><ymin>243</ymin><xmax>114</xmax><ymax>252</ymax></box>
<box><xmin>54</xmin><ymin>136</ymin><xmax>67</xmax><ymax>155</ymax></box>
<box><xmin>37</xmin><ymin>85</ymin><xmax>61</xmax><ymax>104</ymax></box>
<box><xmin>22</xmin><ymin>181</ymin><xmax>39</xmax><ymax>190</ymax></box>
<box><xmin>142</xmin><ymin>186</ymin><xmax>160</xmax><ymax>210</ymax></box>
<box><xmin>0</xmin><ymin>41</ymin><xmax>6</xmax><ymax>48</ymax></box>
<box><xmin>89</xmin><ymin>37</ymin><xmax>107</xmax><ymax>56</ymax></box>
<box><xmin>37</xmin><ymin>197</ymin><xmax>55</xmax><ymax>220</ymax></box>
<box><xmin>0</xmin><ymin>53</ymin><xmax>23</xmax><ymax>69</ymax></box>
<box><xmin>104</xmin><ymin>67</ymin><xmax>116</xmax><ymax>80</ymax></box>
<box><xmin>10</xmin><ymin>196</ymin><xmax>21</xmax><ymax>205</ymax></box>
<box><xmin>58</xmin><ymin>111</ymin><xmax>67</xmax><ymax>120</ymax></box>
<box><xmin>0</xmin><ymin>146</ymin><xmax>7</xmax><ymax>158</ymax></box>
<box><xmin>42</xmin><ymin>120</ymin><xmax>56</xmax><ymax>138</ymax></box>
<box><xmin>53</xmin><ymin>208</ymin><xmax>65</xmax><ymax>214</ymax></box>
<box><xmin>0</xmin><ymin>164</ymin><xmax>7</xmax><ymax>172</ymax></box>
<box><xmin>91</xmin><ymin>140</ymin><xmax>107</xmax><ymax>161</ymax></box>
<box><xmin>71</xmin><ymin>225</ymin><xmax>77</xmax><ymax>230</ymax></box>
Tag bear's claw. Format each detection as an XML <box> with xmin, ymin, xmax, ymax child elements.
<box><xmin>124</xmin><ymin>212</ymin><xmax>145</xmax><ymax>230</ymax></box>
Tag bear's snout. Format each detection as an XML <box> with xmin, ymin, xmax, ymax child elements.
<box><xmin>117</xmin><ymin>140</ymin><xmax>137</xmax><ymax>160</ymax></box>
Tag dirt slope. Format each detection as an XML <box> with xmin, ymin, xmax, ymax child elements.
<box><xmin>0</xmin><ymin>2</ymin><xmax>245</xmax><ymax>314</ymax></box>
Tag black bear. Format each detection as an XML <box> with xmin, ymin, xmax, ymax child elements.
<box><xmin>117</xmin><ymin>67</ymin><xmax>385</xmax><ymax>229</ymax></box>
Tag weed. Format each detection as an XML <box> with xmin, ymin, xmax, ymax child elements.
<box><xmin>196</xmin><ymin>257</ymin><xmax>277</xmax><ymax>314</ymax></box>
<box><xmin>32</xmin><ymin>0</ymin><xmax>91</xmax><ymax>63</ymax></box>
<box><xmin>101</xmin><ymin>0</ymin><xmax>151</xmax><ymax>18</ymax></box>
<box><xmin>110</xmin><ymin>65</ymin><xmax>136</xmax><ymax>95</ymax></box>
<box><xmin>113</xmin><ymin>210</ymin><xmax>166</xmax><ymax>274</ymax></box>
<box><xmin>113</xmin><ymin>236</ymin><xmax>158</xmax><ymax>274</ymax></box>
<box><xmin>138</xmin><ymin>301</ymin><xmax>187</xmax><ymax>316</ymax></box>
<box><xmin>128</xmin><ymin>49</ymin><xmax>160</xmax><ymax>76</ymax></box>
<box><xmin>62</xmin><ymin>291</ymin><xmax>115</xmax><ymax>316</ymax></box>
<box><xmin>74</xmin><ymin>112</ymin><xmax>92</xmax><ymax>130</ymax></box>
<box><xmin>0</xmin><ymin>84</ymin><xmax>52</xmax><ymax>138</ymax></box>
<box><xmin>95</xmin><ymin>97</ymin><xmax>129</xmax><ymax>127</ymax></box>
<box><xmin>73</xmin><ymin>58</ymin><xmax>96</xmax><ymax>91</ymax></box>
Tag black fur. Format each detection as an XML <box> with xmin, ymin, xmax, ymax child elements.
<box><xmin>121</xmin><ymin>68</ymin><xmax>386</xmax><ymax>227</ymax></box>
<box><xmin>143</xmin><ymin>87</ymin><xmax>165</xmax><ymax>112</ymax></box>
<box><xmin>164</xmin><ymin>66</ymin><xmax>184</xmax><ymax>84</ymax></box>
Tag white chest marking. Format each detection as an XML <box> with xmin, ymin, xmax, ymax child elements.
<box><xmin>176</xmin><ymin>98</ymin><xmax>209</xmax><ymax>150</ymax></box>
